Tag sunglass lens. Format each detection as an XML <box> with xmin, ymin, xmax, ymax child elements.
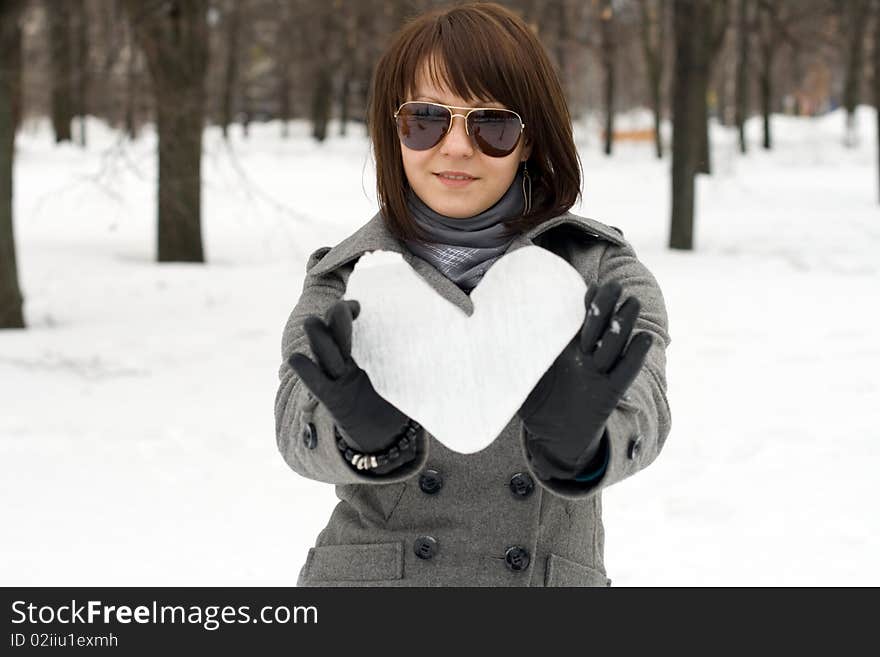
<box><xmin>396</xmin><ymin>103</ymin><xmax>450</xmax><ymax>151</ymax></box>
<box><xmin>470</xmin><ymin>110</ymin><xmax>522</xmax><ymax>157</ymax></box>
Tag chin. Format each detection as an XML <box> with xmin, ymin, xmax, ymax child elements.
<box><xmin>431</xmin><ymin>200</ymin><xmax>481</xmax><ymax>218</ymax></box>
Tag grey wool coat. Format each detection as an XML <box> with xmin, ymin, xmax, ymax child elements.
<box><xmin>274</xmin><ymin>210</ymin><xmax>671</xmax><ymax>587</ymax></box>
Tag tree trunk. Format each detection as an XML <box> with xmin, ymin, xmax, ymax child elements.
<box><xmin>757</xmin><ymin>1</ymin><xmax>776</xmax><ymax>150</ymax></box>
<box><xmin>277</xmin><ymin>0</ymin><xmax>292</xmax><ymax>139</ymax></box>
<box><xmin>311</xmin><ymin>66</ymin><xmax>332</xmax><ymax>142</ymax></box>
<box><xmin>338</xmin><ymin>7</ymin><xmax>357</xmax><ymax>138</ymax></box>
<box><xmin>124</xmin><ymin>11</ymin><xmax>138</xmax><ymax>140</ymax></box>
<box><xmin>696</xmin><ymin>1</ymin><xmax>724</xmax><ymax>174</ymax></box>
<box><xmin>790</xmin><ymin>43</ymin><xmax>804</xmax><ymax>116</ymax></box>
<box><xmin>220</xmin><ymin>0</ymin><xmax>239</xmax><ymax>140</ymax></box>
<box><xmin>760</xmin><ymin>64</ymin><xmax>772</xmax><ymax>149</ymax></box>
<box><xmin>696</xmin><ymin>11</ymin><xmax>711</xmax><ymax>175</ymax></box>
<box><xmin>0</xmin><ymin>0</ymin><xmax>25</xmax><ymax>328</ymax></box>
<box><xmin>311</xmin><ymin>7</ymin><xmax>335</xmax><ymax>142</ymax></box>
<box><xmin>278</xmin><ymin>63</ymin><xmax>291</xmax><ymax>139</ymax></box>
<box><xmin>48</xmin><ymin>0</ymin><xmax>74</xmax><ymax>143</ymax></box>
<box><xmin>655</xmin><ymin>0</ymin><xmax>667</xmax><ymax>159</ymax></box>
<box><xmin>670</xmin><ymin>0</ymin><xmax>701</xmax><ymax>251</ymax></box>
<box><xmin>651</xmin><ymin>78</ymin><xmax>662</xmax><ymax>158</ymax></box>
<box><xmin>8</xmin><ymin>0</ymin><xmax>21</xmax><ymax>131</ymax></box>
<box><xmin>638</xmin><ymin>0</ymin><xmax>667</xmax><ymax>159</ymax></box>
<box><xmin>339</xmin><ymin>71</ymin><xmax>350</xmax><ymax>137</ymax></box>
<box><xmin>239</xmin><ymin>9</ymin><xmax>251</xmax><ymax>140</ymax></box>
<box><xmin>600</xmin><ymin>0</ymin><xmax>615</xmax><ymax>156</ymax></box>
<box><xmin>73</xmin><ymin>0</ymin><xmax>89</xmax><ymax>147</ymax></box>
<box><xmin>696</xmin><ymin>68</ymin><xmax>710</xmax><ymax>173</ymax></box>
<box><xmin>843</xmin><ymin>0</ymin><xmax>870</xmax><ymax>148</ymax></box>
<box><xmin>129</xmin><ymin>0</ymin><xmax>209</xmax><ymax>263</ymax></box>
<box><xmin>716</xmin><ymin>53</ymin><xmax>731</xmax><ymax>127</ymax></box>
<box><xmin>554</xmin><ymin>0</ymin><xmax>568</xmax><ymax>94</ymax></box>
<box><xmin>874</xmin><ymin>0</ymin><xmax>880</xmax><ymax>202</ymax></box>
<box><xmin>735</xmin><ymin>0</ymin><xmax>750</xmax><ymax>154</ymax></box>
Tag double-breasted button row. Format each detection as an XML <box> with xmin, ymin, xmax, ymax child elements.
<box><xmin>412</xmin><ymin>537</ymin><xmax>530</xmax><ymax>572</ymax></box>
<box><xmin>302</xmin><ymin>422</ymin><xmax>318</xmax><ymax>449</ymax></box>
<box><xmin>419</xmin><ymin>468</ymin><xmax>535</xmax><ymax>499</ymax></box>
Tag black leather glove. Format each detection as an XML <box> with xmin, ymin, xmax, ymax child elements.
<box><xmin>288</xmin><ymin>299</ymin><xmax>412</xmax><ymax>456</ymax></box>
<box><xmin>517</xmin><ymin>281</ymin><xmax>652</xmax><ymax>481</ymax></box>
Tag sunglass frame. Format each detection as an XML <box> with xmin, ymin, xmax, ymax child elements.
<box><xmin>393</xmin><ymin>101</ymin><xmax>526</xmax><ymax>156</ymax></box>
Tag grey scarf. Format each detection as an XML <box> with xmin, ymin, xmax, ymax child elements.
<box><xmin>403</xmin><ymin>171</ymin><xmax>526</xmax><ymax>293</ymax></box>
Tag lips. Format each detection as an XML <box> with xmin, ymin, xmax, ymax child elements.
<box><xmin>435</xmin><ymin>171</ymin><xmax>478</xmax><ymax>180</ymax></box>
<box><xmin>435</xmin><ymin>172</ymin><xmax>478</xmax><ymax>188</ymax></box>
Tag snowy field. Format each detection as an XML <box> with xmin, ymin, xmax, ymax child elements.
<box><xmin>1</xmin><ymin>107</ymin><xmax>878</xmax><ymax>586</ymax></box>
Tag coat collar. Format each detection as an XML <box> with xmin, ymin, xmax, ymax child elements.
<box><xmin>308</xmin><ymin>209</ymin><xmax>626</xmax><ymax>318</ymax></box>
<box><xmin>309</xmin><ymin>209</ymin><xmax>626</xmax><ymax>280</ymax></box>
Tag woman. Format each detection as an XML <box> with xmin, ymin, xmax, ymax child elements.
<box><xmin>275</xmin><ymin>2</ymin><xmax>671</xmax><ymax>587</ymax></box>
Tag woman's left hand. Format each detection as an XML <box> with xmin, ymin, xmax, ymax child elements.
<box><xmin>517</xmin><ymin>281</ymin><xmax>652</xmax><ymax>481</ymax></box>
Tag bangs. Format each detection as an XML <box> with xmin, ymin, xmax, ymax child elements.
<box><xmin>395</xmin><ymin>12</ymin><xmax>529</xmax><ymax>109</ymax></box>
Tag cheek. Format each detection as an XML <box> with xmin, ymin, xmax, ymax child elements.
<box><xmin>486</xmin><ymin>157</ymin><xmax>521</xmax><ymax>184</ymax></box>
<box><xmin>401</xmin><ymin>149</ymin><xmax>431</xmax><ymax>173</ymax></box>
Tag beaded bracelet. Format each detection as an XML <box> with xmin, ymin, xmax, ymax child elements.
<box><xmin>334</xmin><ymin>419</ymin><xmax>421</xmax><ymax>471</ymax></box>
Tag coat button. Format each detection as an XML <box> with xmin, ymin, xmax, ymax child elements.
<box><xmin>414</xmin><ymin>536</ymin><xmax>438</xmax><ymax>560</ymax></box>
<box><xmin>302</xmin><ymin>422</ymin><xmax>318</xmax><ymax>449</ymax></box>
<box><xmin>509</xmin><ymin>472</ymin><xmax>535</xmax><ymax>498</ymax></box>
<box><xmin>628</xmin><ymin>434</ymin><xmax>643</xmax><ymax>460</ymax></box>
<box><xmin>504</xmin><ymin>546</ymin><xmax>530</xmax><ymax>571</ymax></box>
<box><xmin>419</xmin><ymin>469</ymin><xmax>443</xmax><ymax>495</ymax></box>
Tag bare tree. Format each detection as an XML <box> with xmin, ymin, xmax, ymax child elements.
<box><xmin>695</xmin><ymin>0</ymin><xmax>729</xmax><ymax>174</ymax></box>
<box><xmin>755</xmin><ymin>1</ymin><xmax>783</xmax><ymax>150</ymax></box>
<box><xmin>670</xmin><ymin>0</ymin><xmax>703</xmax><ymax>251</ymax></box>
<box><xmin>240</xmin><ymin>3</ymin><xmax>255</xmax><ymax>138</ymax></box>
<box><xmin>48</xmin><ymin>0</ymin><xmax>74</xmax><ymax>143</ymax></box>
<box><xmin>553</xmin><ymin>0</ymin><xmax>570</xmax><ymax>96</ymax></box>
<box><xmin>7</xmin><ymin>0</ymin><xmax>21</xmax><ymax>131</ymax></box>
<box><xmin>599</xmin><ymin>0</ymin><xmax>616</xmax><ymax>156</ymax></box>
<box><xmin>735</xmin><ymin>0</ymin><xmax>752</xmax><ymax>153</ymax></box>
<box><xmin>276</xmin><ymin>0</ymin><xmax>293</xmax><ymax>138</ymax></box>
<box><xmin>220</xmin><ymin>0</ymin><xmax>240</xmax><ymax>139</ymax></box>
<box><xmin>72</xmin><ymin>0</ymin><xmax>90</xmax><ymax>146</ymax></box>
<box><xmin>637</xmin><ymin>0</ymin><xmax>668</xmax><ymax>159</ymax></box>
<box><xmin>128</xmin><ymin>0</ymin><xmax>210</xmax><ymax>263</ymax></box>
<box><xmin>311</xmin><ymin>2</ymin><xmax>337</xmax><ymax>142</ymax></box>
<box><xmin>123</xmin><ymin>11</ymin><xmax>140</xmax><ymax>139</ymax></box>
<box><xmin>842</xmin><ymin>0</ymin><xmax>870</xmax><ymax>147</ymax></box>
<box><xmin>338</xmin><ymin>3</ymin><xmax>359</xmax><ymax>137</ymax></box>
<box><xmin>0</xmin><ymin>0</ymin><xmax>25</xmax><ymax>328</ymax></box>
<box><xmin>873</xmin><ymin>0</ymin><xmax>880</xmax><ymax>200</ymax></box>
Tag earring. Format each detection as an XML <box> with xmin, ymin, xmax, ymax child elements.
<box><xmin>521</xmin><ymin>160</ymin><xmax>532</xmax><ymax>214</ymax></box>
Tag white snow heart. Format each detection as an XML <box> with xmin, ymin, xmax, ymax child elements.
<box><xmin>344</xmin><ymin>247</ymin><xmax>588</xmax><ymax>454</ymax></box>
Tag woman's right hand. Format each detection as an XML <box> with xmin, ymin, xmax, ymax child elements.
<box><xmin>287</xmin><ymin>299</ymin><xmax>412</xmax><ymax>455</ymax></box>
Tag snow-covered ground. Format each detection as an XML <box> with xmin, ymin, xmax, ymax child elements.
<box><xmin>1</xmin><ymin>106</ymin><xmax>877</xmax><ymax>586</ymax></box>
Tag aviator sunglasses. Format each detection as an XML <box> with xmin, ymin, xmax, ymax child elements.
<box><xmin>394</xmin><ymin>101</ymin><xmax>526</xmax><ymax>157</ymax></box>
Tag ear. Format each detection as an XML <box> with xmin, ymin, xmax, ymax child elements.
<box><xmin>521</xmin><ymin>138</ymin><xmax>533</xmax><ymax>162</ymax></box>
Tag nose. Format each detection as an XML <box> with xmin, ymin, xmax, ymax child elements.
<box><xmin>439</xmin><ymin>113</ymin><xmax>474</xmax><ymax>158</ymax></box>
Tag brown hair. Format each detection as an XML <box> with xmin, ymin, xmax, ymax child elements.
<box><xmin>367</xmin><ymin>1</ymin><xmax>582</xmax><ymax>244</ymax></box>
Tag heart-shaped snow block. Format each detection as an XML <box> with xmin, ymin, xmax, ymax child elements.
<box><xmin>345</xmin><ymin>247</ymin><xmax>588</xmax><ymax>454</ymax></box>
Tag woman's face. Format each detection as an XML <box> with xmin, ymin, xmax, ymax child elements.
<box><xmin>399</xmin><ymin>67</ymin><xmax>531</xmax><ymax>219</ymax></box>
